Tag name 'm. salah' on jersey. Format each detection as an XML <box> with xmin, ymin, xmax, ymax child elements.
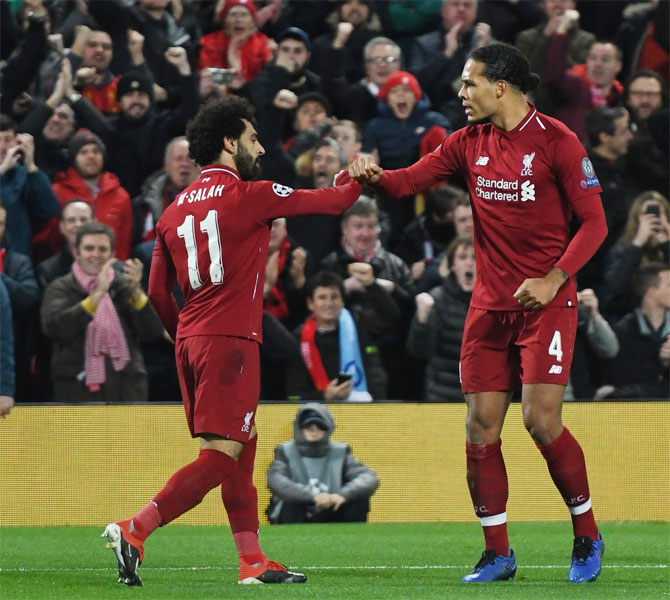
<box><xmin>377</xmin><ymin>105</ymin><xmax>607</xmax><ymax>310</ymax></box>
<box><xmin>148</xmin><ymin>166</ymin><xmax>361</xmax><ymax>341</ymax></box>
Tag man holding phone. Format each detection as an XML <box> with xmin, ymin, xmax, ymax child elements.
<box><xmin>0</xmin><ymin>115</ymin><xmax>60</xmax><ymax>258</ymax></box>
<box><xmin>286</xmin><ymin>270</ymin><xmax>391</xmax><ymax>402</ymax></box>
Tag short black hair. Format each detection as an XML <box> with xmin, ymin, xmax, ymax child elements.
<box><xmin>425</xmin><ymin>184</ymin><xmax>467</xmax><ymax>217</ymax></box>
<box><xmin>585</xmin><ymin>106</ymin><xmax>628</xmax><ymax>147</ymax></box>
<box><xmin>469</xmin><ymin>43</ymin><xmax>540</xmax><ymax>93</ymax></box>
<box><xmin>186</xmin><ymin>97</ymin><xmax>257</xmax><ymax>167</ymax></box>
<box><xmin>306</xmin><ymin>271</ymin><xmax>345</xmax><ymax>300</ymax></box>
<box><xmin>75</xmin><ymin>221</ymin><xmax>115</xmax><ymax>251</ymax></box>
<box><xmin>632</xmin><ymin>262</ymin><xmax>669</xmax><ymax>299</ymax></box>
<box><xmin>0</xmin><ymin>114</ymin><xmax>16</xmax><ymax>133</ymax></box>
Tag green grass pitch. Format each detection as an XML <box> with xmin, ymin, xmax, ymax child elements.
<box><xmin>1</xmin><ymin>522</ymin><xmax>667</xmax><ymax>599</ymax></box>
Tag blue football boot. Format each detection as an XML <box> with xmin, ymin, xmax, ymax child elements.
<box><xmin>568</xmin><ymin>533</ymin><xmax>604</xmax><ymax>583</ymax></box>
<box><xmin>461</xmin><ymin>549</ymin><xmax>517</xmax><ymax>582</ymax></box>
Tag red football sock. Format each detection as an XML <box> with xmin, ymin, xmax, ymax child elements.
<box><xmin>221</xmin><ymin>435</ymin><xmax>264</xmax><ymax>563</ymax></box>
<box><xmin>153</xmin><ymin>449</ymin><xmax>237</xmax><ymax>525</ymax></box>
<box><xmin>131</xmin><ymin>501</ymin><xmax>163</xmax><ymax>541</ymax></box>
<box><xmin>537</xmin><ymin>427</ymin><xmax>599</xmax><ymax>540</ymax></box>
<box><xmin>466</xmin><ymin>439</ymin><xmax>510</xmax><ymax>556</ymax></box>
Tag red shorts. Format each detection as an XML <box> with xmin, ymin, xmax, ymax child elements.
<box><xmin>460</xmin><ymin>307</ymin><xmax>577</xmax><ymax>393</ymax></box>
<box><xmin>175</xmin><ymin>335</ymin><xmax>260</xmax><ymax>442</ymax></box>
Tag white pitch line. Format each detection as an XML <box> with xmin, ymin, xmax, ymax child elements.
<box><xmin>1</xmin><ymin>564</ymin><xmax>667</xmax><ymax>573</ymax></box>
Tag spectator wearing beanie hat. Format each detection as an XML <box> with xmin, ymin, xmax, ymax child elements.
<box><xmin>38</xmin><ymin>129</ymin><xmax>134</xmax><ymax>260</ymax></box>
<box><xmin>115</xmin><ymin>71</ymin><xmax>155</xmax><ymax>122</ymax></box>
<box><xmin>198</xmin><ymin>0</ymin><xmax>272</xmax><ymax>86</ymax></box>
<box><xmin>63</xmin><ymin>46</ymin><xmax>199</xmax><ymax>199</ymax></box>
<box><xmin>117</xmin><ymin>72</ymin><xmax>155</xmax><ymax>104</ymax></box>
<box><xmin>311</xmin><ymin>0</ymin><xmax>382</xmax><ymax>85</ymax></box>
<box><xmin>68</xmin><ymin>130</ymin><xmax>107</xmax><ymax>160</ymax></box>
<box><xmin>362</xmin><ymin>71</ymin><xmax>451</xmax><ymax>240</ymax></box>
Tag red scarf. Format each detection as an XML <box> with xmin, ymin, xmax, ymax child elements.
<box><xmin>0</xmin><ymin>248</ymin><xmax>5</xmax><ymax>272</ymax></box>
<box><xmin>72</xmin><ymin>261</ymin><xmax>130</xmax><ymax>391</ymax></box>
<box><xmin>300</xmin><ymin>316</ymin><xmax>331</xmax><ymax>391</ymax></box>
<box><xmin>570</xmin><ymin>63</ymin><xmax>623</xmax><ymax>108</ymax></box>
<box><xmin>264</xmin><ymin>238</ymin><xmax>290</xmax><ymax>321</ymax></box>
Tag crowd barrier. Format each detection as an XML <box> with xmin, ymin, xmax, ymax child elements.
<box><xmin>1</xmin><ymin>402</ymin><xmax>667</xmax><ymax>526</ymax></box>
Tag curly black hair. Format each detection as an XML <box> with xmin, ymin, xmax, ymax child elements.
<box><xmin>469</xmin><ymin>43</ymin><xmax>540</xmax><ymax>93</ymax></box>
<box><xmin>186</xmin><ymin>97</ymin><xmax>258</xmax><ymax>167</ymax></box>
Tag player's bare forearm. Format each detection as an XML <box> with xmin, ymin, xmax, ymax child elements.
<box><xmin>147</xmin><ymin>289</ymin><xmax>179</xmax><ymax>340</ymax></box>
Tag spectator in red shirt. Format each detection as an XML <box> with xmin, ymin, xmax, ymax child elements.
<box><xmin>37</xmin><ymin>130</ymin><xmax>133</xmax><ymax>260</ymax></box>
<box><xmin>545</xmin><ymin>12</ymin><xmax>624</xmax><ymax>141</ymax></box>
<box><xmin>198</xmin><ymin>0</ymin><xmax>272</xmax><ymax>90</ymax></box>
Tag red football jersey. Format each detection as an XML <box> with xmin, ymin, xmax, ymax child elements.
<box><xmin>379</xmin><ymin>105</ymin><xmax>606</xmax><ymax>310</ymax></box>
<box><xmin>149</xmin><ymin>166</ymin><xmax>361</xmax><ymax>340</ymax></box>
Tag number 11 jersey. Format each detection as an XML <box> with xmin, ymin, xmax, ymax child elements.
<box><xmin>148</xmin><ymin>165</ymin><xmax>361</xmax><ymax>342</ymax></box>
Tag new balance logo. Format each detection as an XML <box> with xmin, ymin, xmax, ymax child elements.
<box><xmin>475</xmin><ymin>156</ymin><xmax>489</xmax><ymax>166</ymax></box>
<box><xmin>548</xmin><ymin>365</ymin><xmax>563</xmax><ymax>374</ymax></box>
<box><xmin>241</xmin><ymin>411</ymin><xmax>253</xmax><ymax>432</ymax></box>
<box><xmin>521</xmin><ymin>180</ymin><xmax>535</xmax><ymax>202</ymax></box>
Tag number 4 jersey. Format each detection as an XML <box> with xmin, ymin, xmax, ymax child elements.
<box><xmin>378</xmin><ymin>105</ymin><xmax>606</xmax><ymax>311</ymax></box>
<box><xmin>148</xmin><ymin>166</ymin><xmax>361</xmax><ymax>341</ymax></box>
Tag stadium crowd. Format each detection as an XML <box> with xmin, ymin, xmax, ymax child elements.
<box><xmin>0</xmin><ymin>0</ymin><xmax>668</xmax><ymax>407</ymax></box>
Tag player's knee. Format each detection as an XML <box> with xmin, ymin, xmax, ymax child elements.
<box><xmin>200</xmin><ymin>435</ymin><xmax>244</xmax><ymax>460</ymax></box>
<box><xmin>465</xmin><ymin>412</ymin><xmax>500</xmax><ymax>443</ymax></box>
<box><xmin>523</xmin><ymin>413</ymin><xmax>561</xmax><ymax>445</ymax></box>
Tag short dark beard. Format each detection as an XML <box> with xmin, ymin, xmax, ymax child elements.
<box><xmin>234</xmin><ymin>143</ymin><xmax>260</xmax><ymax>180</ymax></box>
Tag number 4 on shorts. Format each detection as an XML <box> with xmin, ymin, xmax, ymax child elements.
<box><xmin>548</xmin><ymin>330</ymin><xmax>563</xmax><ymax>362</ymax></box>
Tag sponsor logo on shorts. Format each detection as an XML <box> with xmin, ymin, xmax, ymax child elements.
<box><xmin>241</xmin><ymin>411</ymin><xmax>253</xmax><ymax>432</ymax></box>
<box><xmin>272</xmin><ymin>183</ymin><xmax>294</xmax><ymax>197</ymax></box>
<box><xmin>579</xmin><ymin>176</ymin><xmax>600</xmax><ymax>189</ymax></box>
<box><xmin>548</xmin><ymin>365</ymin><xmax>563</xmax><ymax>374</ymax></box>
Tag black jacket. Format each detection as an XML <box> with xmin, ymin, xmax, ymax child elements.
<box><xmin>286</xmin><ymin>312</ymin><xmax>389</xmax><ymax>402</ymax></box>
<box><xmin>406</xmin><ymin>274</ymin><xmax>471</xmax><ymax>402</ymax></box>
<box><xmin>69</xmin><ymin>74</ymin><xmax>199</xmax><ymax>197</ymax></box>
<box><xmin>608</xmin><ymin>308</ymin><xmax>670</xmax><ymax>399</ymax></box>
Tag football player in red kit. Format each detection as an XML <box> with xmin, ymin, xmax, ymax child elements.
<box><xmin>349</xmin><ymin>43</ymin><xmax>607</xmax><ymax>583</ymax></box>
<box><xmin>102</xmin><ymin>97</ymin><xmax>362</xmax><ymax>586</ymax></box>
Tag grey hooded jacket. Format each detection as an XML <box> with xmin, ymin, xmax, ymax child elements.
<box><xmin>266</xmin><ymin>403</ymin><xmax>379</xmax><ymax>519</ymax></box>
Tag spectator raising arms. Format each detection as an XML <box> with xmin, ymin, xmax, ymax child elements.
<box><xmin>602</xmin><ymin>191</ymin><xmax>670</xmax><ymax>320</ymax></box>
<box><xmin>198</xmin><ymin>0</ymin><xmax>273</xmax><ymax>89</ymax></box>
